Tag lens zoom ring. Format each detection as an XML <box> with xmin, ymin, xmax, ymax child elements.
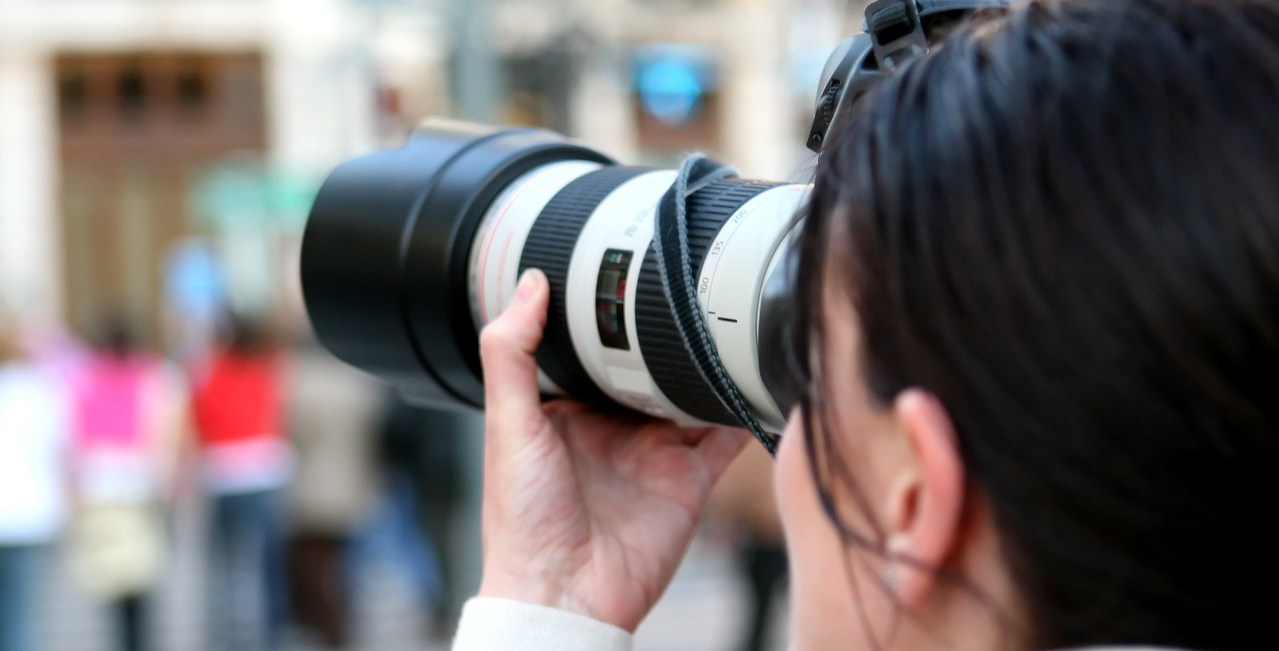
<box><xmin>520</xmin><ymin>166</ymin><xmax>652</xmax><ymax>404</ymax></box>
<box><xmin>635</xmin><ymin>178</ymin><xmax>783</xmax><ymax>425</ymax></box>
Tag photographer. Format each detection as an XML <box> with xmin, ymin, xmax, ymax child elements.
<box><xmin>453</xmin><ymin>0</ymin><xmax>1279</xmax><ymax>650</ymax></box>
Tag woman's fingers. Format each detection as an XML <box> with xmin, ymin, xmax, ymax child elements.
<box><xmin>479</xmin><ymin>268</ymin><xmax>551</xmax><ymax>431</ymax></box>
<box><xmin>478</xmin><ymin>266</ymin><xmax>751</xmax><ymax>492</ymax></box>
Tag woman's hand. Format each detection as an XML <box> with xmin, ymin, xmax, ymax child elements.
<box><xmin>476</xmin><ymin>269</ymin><xmax>750</xmax><ymax>632</ymax></box>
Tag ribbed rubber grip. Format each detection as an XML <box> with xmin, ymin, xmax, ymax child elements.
<box><xmin>519</xmin><ymin>166</ymin><xmax>652</xmax><ymax>403</ymax></box>
<box><xmin>635</xmin><ymin>178</ymin><xmax>782</xmax><ymax>425</ymax></box>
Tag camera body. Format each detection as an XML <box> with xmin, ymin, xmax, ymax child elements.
<box><xmin>300</xmin><ymin>0</ymin><xmax>1007</xmax><ymax>445</ymax></box>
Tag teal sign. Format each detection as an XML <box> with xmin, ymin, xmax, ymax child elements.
<box><xmin>192</xmin><ymin>161</ymin><xmax>318</xmax><ymax>234</ymax></box>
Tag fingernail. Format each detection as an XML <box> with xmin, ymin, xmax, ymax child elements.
<box><xmin>515</xmin><ymin>269</ymin><xmax>540</xmax><ymax>302</ymax></box>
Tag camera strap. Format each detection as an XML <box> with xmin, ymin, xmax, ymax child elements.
<box><xmin>652</xmin><ymin>154</ymin><xmax>781</xmax><ymax>455</ymax></box>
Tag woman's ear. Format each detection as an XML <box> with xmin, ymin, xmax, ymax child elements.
<box><xmin>883</xmin><ymin>388</ymin><xmax>966</xmax><ymax>609</ymax></box>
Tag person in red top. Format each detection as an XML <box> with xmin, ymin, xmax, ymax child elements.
<box><xmin>191</xmin><ymin>316</ymin><xmax>292</xmax><ymax>651</ymax></box>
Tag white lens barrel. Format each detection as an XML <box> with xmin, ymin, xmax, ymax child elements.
<box><xmin>468</xmin><ymin>162</ymin><xmax>808</xmax><ymax>432</ymax></box>
<box><xmin>468</xmin><ymin>160</ymin><xmax>604</xmax><ymax>394</ymax></box>
<box><xmin>469</xmin><ymin>160</ymin><xmax>604</xmax><ymax>327</ymax></box>
<box><xmin>695</xmin><ymin>184</ymin><xmax>810</xmax><ymax>431</ymax></box>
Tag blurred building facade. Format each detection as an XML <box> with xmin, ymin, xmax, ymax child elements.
<box><xmin>0</xmin><ymin>0</ymin><xmax>855</xmax><ymax>342</ymax></box>
<box><xmin>0</xmin><ymin>0</ymin><xmax>446</xmax><ymax>338</ymax></box>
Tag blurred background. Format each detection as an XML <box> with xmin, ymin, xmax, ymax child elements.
<box><xmin>0</xmin><ymin>0</ymin><xmax>865</xmax><ymax>649</ymax></box>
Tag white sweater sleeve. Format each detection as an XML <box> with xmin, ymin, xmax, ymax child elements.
<box><xmin>452</xmin><ymin>597</ymin><xmax>634</xmax><ymax>651</ymax></box>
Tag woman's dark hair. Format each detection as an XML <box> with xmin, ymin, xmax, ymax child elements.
<box><xmin>796</xmin><ymin>0</ymin><xmax>1279</xmax><ymax>649</ymax></box>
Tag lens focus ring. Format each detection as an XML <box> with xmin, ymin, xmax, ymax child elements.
<box><xmin>520</xmin><ymin>166</ymin><xmax>653</xmax><ymax>404</ymax></box>
<box><xmin>635</xmin><ymin>178</ymin><xmax>783</xmax><ymax>426</ymax></box>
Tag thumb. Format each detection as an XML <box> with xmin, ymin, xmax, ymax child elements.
<box><xmin>479</xmin><ymin>268</ymin><xmax>551</xmax><ymax>428</ymax></box>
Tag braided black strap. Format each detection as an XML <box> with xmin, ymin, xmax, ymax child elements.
<box><xmin>651</xmin><ymin>154</ymin><xmax>781</xmax><ymax>456</ymax></box>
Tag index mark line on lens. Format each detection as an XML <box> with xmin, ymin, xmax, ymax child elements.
<box><xmin>717</xmin><ymin>317</ymin><xmax>738</xmax><ymax>323</ymax></box>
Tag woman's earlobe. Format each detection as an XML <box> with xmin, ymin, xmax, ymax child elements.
<box><xmin>887</xmin><ymin>389</ymin><xmax>966</xmax><ymax>609</ymax></box>
<box><xmin>883</xmin><ymin>532</ymin><xmax>910</xmax><ymax>596</ymax></box>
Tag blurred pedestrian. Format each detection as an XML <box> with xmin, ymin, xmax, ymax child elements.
<box><xmin>192</xmin><ymin>316</ymin><xmax>292</xmax><ymax>651</ymax></box>
<box><xmin>0</xmin><ymin>319</ymin><xmax>70</xmax><ymax>651</ymax></box>
<box><xmin>376</xmin><ymin>400</ymin><xmax>470</xmax><ymax>639</ymax></box>
<box><xmin>65</xmin><ymin>314</ymin><xmax>184</xmax><ymax>651</ymax></box>
<box><xmin>286</xmin><ymin>339</ymin><xmax>382</xmax><ymax>648</ymax></box>
<box><xmin>710</xmin><ymin>444</ymin><xmax>788</xmax><ymax>651</ymax></box>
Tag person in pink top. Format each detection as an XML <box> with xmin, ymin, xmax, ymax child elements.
<box><xmin>67</xmin><ymin>315</ymin><xmax>184</xmax><ymax>651</ymax></box>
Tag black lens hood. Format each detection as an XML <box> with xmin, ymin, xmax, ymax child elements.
<box><xmin>301</xmin><ymin>119</ymin><xmax>612</xmax><ymax>409</ymax></box>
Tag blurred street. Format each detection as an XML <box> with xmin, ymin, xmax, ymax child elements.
<box><xmin>32</xmin><ymin>500</ymin><xmax>787</xmax><ymax>651</ymax></box>
<box><xmin>638</xmin><ymin>535</ymin><xmax>791</xmax><ymax>651</ymax></box>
